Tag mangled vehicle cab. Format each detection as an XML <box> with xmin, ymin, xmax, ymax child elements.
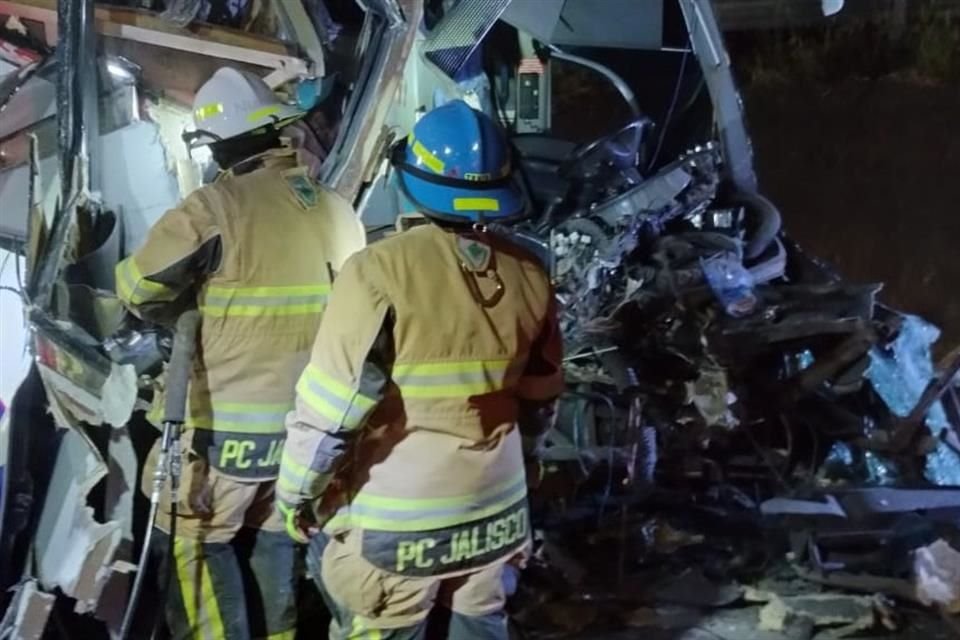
<box><xmin>1</xmin><ymin>0</ymin><xmax>958</xmax><ymax>637</ymax></box>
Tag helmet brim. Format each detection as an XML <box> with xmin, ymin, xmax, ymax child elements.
<box><xmin>185</xmin><ymin>108</ymin><xmax>305</xmax><ymax>149</ymax></box>
<box><xmin>396</xmin><ymin>167</ymin><xmax>527</xmax><ymax>224</ymax></box>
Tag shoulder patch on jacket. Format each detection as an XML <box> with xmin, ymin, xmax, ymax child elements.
<box><xmin>456</xmin><ymin>236</ymin><xmax>492</xmax><ymax>272</ymax></box>
<box><xmin>286</xmin><ymin>174</ymin><xmax>318</xmax><ymax>208</ymax></box>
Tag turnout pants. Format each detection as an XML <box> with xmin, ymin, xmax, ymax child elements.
<box><xmin>307</xmin><ymin>531</ymin><xmax>511</xmax><ymax>640</ymax></box>
<box><xmin>145</xmin><ymin>443</ymin><xmax>298</xmax><ymax>640</ymax></box>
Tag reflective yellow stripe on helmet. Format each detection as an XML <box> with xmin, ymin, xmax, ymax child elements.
<box><xmin>247</xmin><ymin>104</ymin><xmax>282</xmax><ymax>123</ymax></box>
<box><xmin>410</xmin><ymin>137</ymin><xmax>445</xmax><ymax>174</ymax></box>
<box><xmin>453</xmin><ymin>197</ymin><xmax>500</xmax><ymax>212</ymax></box>
<box><xmin>194</xmin><ymin>102</ymin><xmax>224</xmax><ymax>122</ymax></box>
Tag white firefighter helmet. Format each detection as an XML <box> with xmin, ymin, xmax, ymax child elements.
<box><xmin>187</xmin><ymin>67</ymin><xmax>304</xmax><ymax>147</ymax></box>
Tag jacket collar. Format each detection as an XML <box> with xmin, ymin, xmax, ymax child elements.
<box><xmin>215</xmin><ymin>147</ymin><xmax>299</xmax><ymax>182</ymax></box>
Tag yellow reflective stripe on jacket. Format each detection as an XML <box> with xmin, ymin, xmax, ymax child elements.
<box><xmin>296</xmin><ymin>363</ymin><xmax>376</xmax><ymax>430</ymax></box>
<box><xmin>276</xmin><ymin>450</ymin><xmax>320</xmax><ymax>495</ymax></box>
<box><xmin>348</xmin><ymin>617</ymin><xmax>383</xmax><ymax>640</ymax></box>
<box><xmin>392</xmin><ymin>359</ymin><xmax>510</xmax><ymax>399</ymax></box>
<box><xmin>188</xmin><ymin>400</ymin><xmax>291</xmax><ymax>433</ymax></box>
<box><xmin>327</xmin><ymin>472</ymin><xmax>527</xmax><ymax>533</ymax></box>
<box><xmin>115</xmin><ymin>257</ymin><xmax>177</xmax><ymax>305</ymax></box>
<box><xmin>201</xmin><ymin>284</ymin><xmax>329</xmax><ymax>318</ymax></box>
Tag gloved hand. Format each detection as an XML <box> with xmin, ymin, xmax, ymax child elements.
<box><xmin>278</xmin><ymin>501</ymin><xmax>313</xmax><ymax>544</ymax></box>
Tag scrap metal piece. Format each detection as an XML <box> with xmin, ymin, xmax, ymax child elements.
<box><xmin>889</xmin><ymin>344</ymin><xmax>960</xmax><ymax>451</ymax></box>
<box><xmin>34</xmin><ymin>428</ymin><xmax>122</xmax><ymax>614</ymax></box>
<box><xmin>679</xmin><ymin>0</ymin><xmax>758</xmax><ymax>194</ymax></box>
<box><xmin>685</xmin><ymin>366</ymin><xmax>738</xmax><ymax>429</ymax></box>
<box><xmin>786</xmin><ymin>329</ymin><xmax>877</xmax><ymax>402</ymax></box>
<box><xmin>423</xmin><ymin>0</ymin><xmax>511</xmax><ymax>78</ymax></box>
<box><xmin>159</xmin><ymin>0</ymin><xmax>203</xmax><ymax>26</ymax></box>
<box><xmin>760</xmin><ymin>495</ymin><xmax>847</xmax><ymax>518</ymax></box>
<box><xmin>764</xmin><ymin>489</ymin><xmax>960</xmax><ymax>519</ymax></box>
<box><xmin>31</xmin><ymin>0</ymin><xmax>103</xmax><ymax>310</ymax></box>
<box><xmin>275</xmin><ymin>0</ymin><xmax>325</xmax><ymax>77</ymax></box>
<box><xmin>0</xmin><ymin>579</ymin><xmax>55</xmax><ymax>639</ymax></box>
<box><xmin>866</xmin><ymin>315</ymin><xmax>960</xmax><ymax>484</ymax></box>
<box><xmin>749</xmin><ymin>590</ymin><xmax>888</xmax><ymax>637</ymax></box>
<box><xmin>321</xmin><ymin>0</ymin><xmax>420</xmax><ymax>201</ymax></box>
<box><xmin>835</xmin><ymin>488</ymin><xmax>960</xmax><ymax>515</ymax></box>
<box><xmin>793</xmin><ymin>565</ymin><xmax>918</xmax><ymax>603</ymax></box>
<box><xmin>591</xmin><ymin>162</ymin><xmax>693</xmax><ymax>227</ymax></box>
<box><xmin>0</xmin><ymin>55</ymin><xmax>49</xmax><ymax>117</ymax></box>
<box><xmin>914</xmin><ymin>539</ymin><xmax>960</xmax><ymax>614</ymax></box>
<box><xmin>56</xmin><ymin>0</ymin><xmax>98</xmax><ymax>201</ymax></box>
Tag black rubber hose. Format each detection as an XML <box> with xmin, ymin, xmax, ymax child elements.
<box><xmin>731</xmin><ymin>192</ymin><xmax>783</xmax><ymax>261</ymax></box>
<box><xmin>119</xmin><ymin>310</ymin><xmax>200</xmax><ymax>640</ymax></box>
<box><xmin>151</xmin><ymin>500</ymin><xmax>177</xmax><ymax>640</ymax></box>
<box><xmin>163</xmin><ymin>310</ymin><xmax>200</xmax><ymax>423</ymax></box>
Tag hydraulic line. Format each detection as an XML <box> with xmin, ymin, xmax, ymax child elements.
<box><xmin>119</xmin><ymin>310</ymin><xmax>201</xmax><ymax>640</ymax></box>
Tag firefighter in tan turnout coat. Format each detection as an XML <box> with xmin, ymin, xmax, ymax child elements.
<box><xmin>115</xmin><ymin>67</ymin><xmax>363</xmax><ymax>640</ymax></box>
<box><xmin>277</xmin><ymin>100</ymin><xmax>564</xmax><ymax>638</ymax></box>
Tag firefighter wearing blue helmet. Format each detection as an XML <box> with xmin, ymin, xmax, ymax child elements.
<box><xmin>277</xmin><ymin>100</ymin><xmax>564</xmax><ymax>638</ymax></box>
<box><xmin>393</xmin><ymin>99</ymin><xmax>526</xmax><ymax>223</ymax></box>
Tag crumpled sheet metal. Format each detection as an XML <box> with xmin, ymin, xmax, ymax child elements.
<box><xmin>38</xmin><ymin>361</ymin><xmax>138</xmax><ymax>429</ymax></box>
<box><xmin>866</xmin><ymin>315</ymin><xmax>960</xmax><ymax>485</ymax></box>
<box><xmin>34</xmin><ymin>428</ymin><xmax>122</xmax><ymax>614</ymax></box>
<box><xmin>0</xmin><ymin>580</ymin><xmax>55</xmax><ymax>640</ymax></box>
<box><xmin>745</xmin><ymin>587</ymin><xmax>892</xmax><ymax>637</ymax></box>
<box><xmin>684</xmin><ymin>366</ymin><xmax>738</xmax><ymax>429</ymax></box>
<box><xmin>914</xmin><ymin>539</ymin><xmax>960</xmax><ymax>614</ymax></box>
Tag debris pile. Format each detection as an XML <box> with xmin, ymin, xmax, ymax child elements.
<box><xmin>513</xmin><ymin>141</ymin><xmax>960</xmax><ymax>638</ymax></box>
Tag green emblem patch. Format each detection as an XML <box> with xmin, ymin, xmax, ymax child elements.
<box><xmin>456</xmin><ymin>236</ymin><xmax>492</xmax><ymax>272</ymax></box>
<box><xmin>287</xmin><ymin>174</ymin><xmax>318</xmax><ymax>208</ymax></box>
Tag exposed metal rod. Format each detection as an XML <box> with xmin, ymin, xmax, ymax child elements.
<box><xmin>546</xmin><ymin>45</ymin><xmax>641</xmax><ymax>121</ymax></box>
<box><xmin>56</xmin><ymin>0</ymin><xmax>98</xmax><ymax>201</ymax></box>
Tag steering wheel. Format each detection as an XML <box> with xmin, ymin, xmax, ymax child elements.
<box><xmin>558</xmin><ymin>118</ymin><xmax>652</xmax><ymax>180</ymax></box>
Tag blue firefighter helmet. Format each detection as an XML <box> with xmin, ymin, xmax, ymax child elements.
<box><xmin>391</xmin><ymin>100</ymin><xmax>525</xmax><ymax>223</ymax></box>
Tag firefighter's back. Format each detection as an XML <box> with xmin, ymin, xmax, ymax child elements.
<box><xmin>192</xmin><ymin>158</ymin><xmax>349</xmax><ymax>479</ymax></box>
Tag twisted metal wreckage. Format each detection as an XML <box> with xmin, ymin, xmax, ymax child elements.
<box><xmin>0</xmin><ymin>0</ymin><xmax>958</xmax><ymax>637</ymax></box>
